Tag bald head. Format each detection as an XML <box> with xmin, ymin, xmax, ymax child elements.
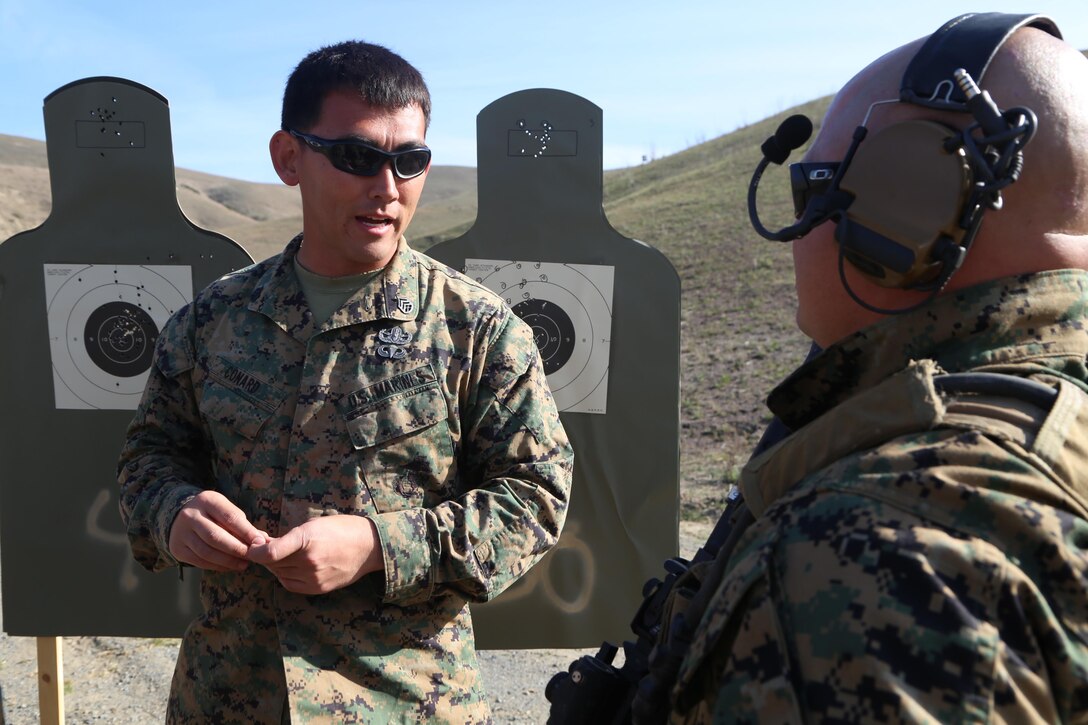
<box><xmin>793</xmin><ymin>23</ymin><xmax>1088</xmax><ymax>347</ymax></box>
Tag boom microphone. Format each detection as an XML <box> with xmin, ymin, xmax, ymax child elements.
<box><xmin>749</xmin><ymin>114</ymin><xmax>846</xmax><ymax>241</ymax></box>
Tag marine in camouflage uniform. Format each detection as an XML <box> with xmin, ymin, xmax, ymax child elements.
<box><xmin>119</xmin><ymin>234</ymin><xmax>573</xmax><ymax>723</ymax></box>
<box><xmin>669</xmin><ymin>272</ymin><xmax>1088</xmax><ymax>722</ymax></box>
<box><xmin>665</xmin><ymin>15</ymin><xmax>1088</xmax><ymax>724</ymax></box>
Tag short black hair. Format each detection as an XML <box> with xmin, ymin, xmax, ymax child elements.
<box><xmin>281</xmin><ymin>41</ymin><xmax>431</xmax><ymax>132</ymax></box>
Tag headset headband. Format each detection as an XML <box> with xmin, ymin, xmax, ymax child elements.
<box><xmin>901</xmin><ymin>12</ymin><xmax>1062</xmax><ymax>111</ymax></box>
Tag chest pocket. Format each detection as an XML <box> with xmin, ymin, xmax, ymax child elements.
<box><xmin>199</xmin><ymin>356</ymin><xmax>286</xmax><ymax>446</ymax></box>
<box><xmin>339</xmin><ymin>364</ymin><xmax>455</xmax><ymax>510</ymax></box>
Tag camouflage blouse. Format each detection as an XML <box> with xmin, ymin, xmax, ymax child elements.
<box><xmin>119</xmin><ymin>236</ymin><xmax>573</xmax><ymax>724</ymax></box>
<box><xmin>672</xmin><ymin>271</ymin><xmax>1088</xmax><ymax>723</ymax></box>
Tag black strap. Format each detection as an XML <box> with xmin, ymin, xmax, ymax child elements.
<box><xmin>934</xmin><ymin>372</ymin><xmax>1058</xmax><ymax>409</ymax></box>
<box><xmin>901</xmin><ymin>12</ymin><xmax>1061</xmax><ymax>111</ymax></box>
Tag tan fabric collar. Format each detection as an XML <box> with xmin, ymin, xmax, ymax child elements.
<box><xmin>743</xmin><ymin>360</ymin><xmax>945</xmax><ymax>516</ymax></box>
<box><xmin>744</xmin><ymin>358</ymin><xmax>1088</xmax><ymax>519</ymax></box>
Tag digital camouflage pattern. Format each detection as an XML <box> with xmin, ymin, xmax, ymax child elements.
<box><xmin>118</xmin><ymin>235</ymin><xmax>573</xmax><ymax>724</ymax></box>
<box><xmin>671</xmin><ymin>271</ymin><xmax>1088</xmax><ymax>723</ymax></box>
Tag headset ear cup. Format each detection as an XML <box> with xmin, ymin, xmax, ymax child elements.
<box><xmin>837</xmin><ymin>120</ymin><xmax>973</xmax><ymax>288</ymax></box>
<box><xmin>835</xmin><ymin>218</ymin><xmax>916</xmax><ymax>282</ymax></box>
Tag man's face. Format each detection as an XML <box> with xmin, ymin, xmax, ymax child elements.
<box><xmin>279</xmin><ymin>90</ymin><xmax>429</xmax><ymax>276</ymax></box>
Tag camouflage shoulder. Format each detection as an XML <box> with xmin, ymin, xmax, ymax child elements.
<box><xmin>195</xmin><ymin>253</ymin><xmax>279</xmax><ymax>306</ymax></box>
<box><xmin>412</xmin><ymin>248</ymin><xmax>514</xmax><ymax>318</ymax></box>
<box><xmin>152</xmin><ymin>253</ymin><xmax>277</xmax><ymax>355</ymax></box>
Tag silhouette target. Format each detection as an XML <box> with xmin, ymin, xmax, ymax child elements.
<box><xmin>0</xmin><ymin>76</ymin><xmax>252</xmax><ymax>637</ymax></box>
<box><xmin>428</xmin><ymin>89</ymin><xmax>680</xmax><ymax>648</ymax></box>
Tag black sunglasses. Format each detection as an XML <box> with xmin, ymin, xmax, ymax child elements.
<box><xmin>288</xmin><ymin>129</ymin><xmax>431</xmax><ymax>179</ymax></box>
<box><xmin>789</xmin><ymin>161</ymin><xmax>840</xmax><ymax>217</ymax></box>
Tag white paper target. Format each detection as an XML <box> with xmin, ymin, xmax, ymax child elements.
<box><xmin>44</xmin><ymin>263</ymin><xmax>192</xmax><ymax>410</ymax></box>
<box><xmin>466</xmin><ymin>259</ymin><xmax>613</xmax><ymax>414</ymax></box>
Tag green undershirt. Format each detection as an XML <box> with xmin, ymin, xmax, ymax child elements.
<box><xmin>293</xmin><ymin>257</ymin><xmax>384</xmax><ymax>324</ymax></box>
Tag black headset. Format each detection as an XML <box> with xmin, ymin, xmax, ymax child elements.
<box><xmin>748</xmin><ymin>12</ymin><xmax>1063</xmax><ymax>314</ymax></box>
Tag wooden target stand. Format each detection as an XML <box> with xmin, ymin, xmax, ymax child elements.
<box><xmin>36</xmin><ymin>637</ymin><xmax>64</xmax><ymax>724</ymax></box>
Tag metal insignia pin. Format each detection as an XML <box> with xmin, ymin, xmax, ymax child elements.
<box><xmin>378</xmin><ymin>344</ymin><xmax>408</xmax><ymax>359</ymax></box>
<box><xmin>378</xmin><ymin>327</ymin><xmax>413</xmax><ymax>345</ymax></box>
<box><xmin>396</xmin><ymin>297</ymin><xmax>415</xmax><ymax>315</ymax></box>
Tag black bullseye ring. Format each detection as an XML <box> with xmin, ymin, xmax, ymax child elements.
<box><xmin>84</xmin><ymin>301</ymin><xmax>158</xmax><ymax>377</ymax></box>
<box><xmin>512</xmin><ymin>298</ymin><xmax>575</xmax><ymax>375</ymax></box>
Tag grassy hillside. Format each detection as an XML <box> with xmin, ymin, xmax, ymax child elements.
<box><xmin>598</xmin><ymin>100</ymin><xmax>829</xmax><ymax>513</ymax></box>
<box><xmin>0</xmin><ymin>100</ymin><xmax>829</xmax><ymax>518</ymax></box>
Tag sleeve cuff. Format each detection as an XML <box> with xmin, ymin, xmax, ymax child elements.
<box><xmin>368</xmin><ymin>508</ymin><xmax>436</xmax><ymax>605</ymax></box>
<box><xmin>150</xmin><ymin>485</ymin><xmax>203</xmax><ymax>570</ymax></box>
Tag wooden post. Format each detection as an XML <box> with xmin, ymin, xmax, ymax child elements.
<box><xmin>36</xmin><ymin>637</ymin><xmax>64</xmax><ymax>725</ymax></box>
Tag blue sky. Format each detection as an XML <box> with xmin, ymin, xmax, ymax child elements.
<box><xmin>1</xmin><ymin>0</ymin><xmax>1085</xmax><ymax>184</ymax></box>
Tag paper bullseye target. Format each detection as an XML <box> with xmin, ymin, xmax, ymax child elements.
<box><xmin>44</xmin><ymin>263</ymin><xmax>192</xmax><ymax>410</ymax></box>
<box><xmin>465</xmin><ymin>259</ymin><xmax>614</xmax><ymax>414</ymax></box>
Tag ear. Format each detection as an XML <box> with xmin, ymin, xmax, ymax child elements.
<box><xmin>270</xmin><ymin>130</ymin><xmax>300</xmax><ymax>186</ymax></box>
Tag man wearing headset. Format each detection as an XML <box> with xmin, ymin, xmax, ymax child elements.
<box><xmin>119</xmin><ymin>41</ymin><xmax>572</xmax><ymax>722</ymax></box>
<box><xmin>663</xmin><ymin>16</ymin><xmax>1088</xmax><ymax>723</ymax></box>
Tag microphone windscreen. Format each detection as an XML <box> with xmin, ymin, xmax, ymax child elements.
<box><xmin>761</xmin><ymin>114</ymin><xmax>813</xmax><ymax>164</ymax></box>
<box><xmin>776</xmin><ymin>115</ymin><xmax>814</xmax><ymax>151</ymax></box>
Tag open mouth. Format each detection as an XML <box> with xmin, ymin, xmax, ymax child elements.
<box><xmin>358</xmin><ymin>215</ymin><xmax>392</xmax><ymax>228</ymax></box>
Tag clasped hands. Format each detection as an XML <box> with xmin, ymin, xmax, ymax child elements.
<box><xmin>168</xmin><ymin>490</ymin><xmax>384</xmax><ymax>595</ymax></box>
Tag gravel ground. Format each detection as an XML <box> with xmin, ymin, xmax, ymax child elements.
<box><xmin>0</xmin><ymin>523</ymin><xmax>710</xmax><ymax>723</ymax></box>
<box><xmin>0</xmin><ymin>633</ymin><xmax>594</xmax><ymax>724</ymax></box>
